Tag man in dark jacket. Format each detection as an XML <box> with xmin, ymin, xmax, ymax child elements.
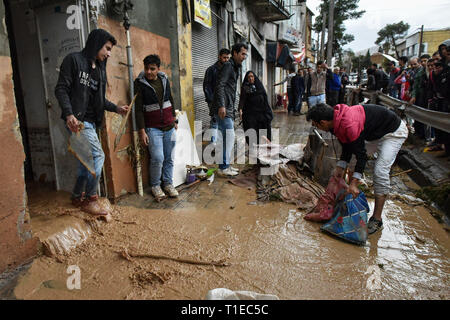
<box><xmin>55</xmin><ymin>28</ymin><xmax>128</xmax><ymax>216</ymax></box>
<box><xmin>291</xmin><ymin>68</ymin><xmax>305</xmax><ymax>115</ymax></box>
<box><xmin>212</xmin><ymin>43</ymin><xmax>248</xmax><ymax>176</ymax></box>
<box><xmin>307</xmin><ymin>103</ymin><xmax>408</xmax><ymax>235</ymax></box>
<box><xmin>203</xmin><ymin>48</ymin><xmax>231</xmax><ymax>144</ymax></box>
<box><xmin>134</xmin><ymin>54</ymin><xmax>179</xmax><ymax>200</ymax></box>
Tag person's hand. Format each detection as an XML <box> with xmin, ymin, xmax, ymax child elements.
<box><xmin>333</xmin><ymin>166</ymin><xmax>345</xmax><ymax>179</ymax></box>
<box><xmin>239</xmin><ymin>109</ymin><xmax>243</xmax><ymax>121</ymax></box>
<box><xmin>139</xmin><ymin>129</ymin><xmax>149</xmax><ymax>147</ymax></box>
<box><xmin>409</xmin><ymin>97</ymin><xmax>416</xmax><ymax>105</ymax></box>
<box><xmin>66</xmin><ymin>115</ymin><xmax>80</xmax><ymax>133</ymax></box>
<box><xmin>347</xmin><ymin>179</ymin><xmax>360</xmax><ymax>199</ymax></box>
<box><xmin>218</xmin><ymin>107</ymin><xmax>226</xmax><ymax>120</ymax></box>
<box><xmin>117</xmin><ymin>105</ymin><xmax>129</xmax><ymax>116</ymax></box>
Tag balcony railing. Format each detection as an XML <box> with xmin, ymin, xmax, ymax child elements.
<box><xmin>248</xmin><ymin>0</ymin><xmax>292</xmax><ymax>22</ymax></box>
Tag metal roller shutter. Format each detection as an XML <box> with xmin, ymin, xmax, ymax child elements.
<box><xmin>191</xmin><ymin>3</ymin><xmax>219</xmax><ymax>131</ymax></box>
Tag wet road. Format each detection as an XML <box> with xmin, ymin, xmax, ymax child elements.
<box><xmin>10</xmin><ymin>111</ymin><xmax>450</xmax><ymax>300</ymax></box>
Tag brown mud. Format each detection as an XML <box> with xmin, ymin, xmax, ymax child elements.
<box><xmin>12</xmin><ymin>178</ymin><xmax>450</xmax><ymax>300</ymax></box>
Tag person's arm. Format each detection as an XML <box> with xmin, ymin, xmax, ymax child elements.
<box><xmin>274</xmin><ymin>76</ymin><xmax>289</xmax><ymax>86</ymax></box>
<box><xmin>238</xmin><ymin>86</ymin><xmax>246</xmax><ymax>111</ymax></box>
<box><xmin>215</xmin><ymin>63</ymin><xmax>232</xmax><ymax>119</ymax></box>
<box><xmin>203</xmin><ymin>67</ymin><xmax>214</xmax><ymax>103</ymax></box>
<box><xmin>54</xmin><ymin>55</ymin><xmax>75</xmax><ymax>120</ymax></box>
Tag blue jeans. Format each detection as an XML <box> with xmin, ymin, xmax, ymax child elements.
<box><xmin>72</xmin><ymin>121</ymin><xmax>105</xmax><ymax>198</ymax></box>
<box><xmin>217</xmin><ymin>116</ymin><xmax>235</xmax><ymax>169</ymax></box>
<box><xmin>308</xmin><ymin>94</ymin><xmax>325</xmax><ymax>108</ymax></box>
<box><xmin>210</xmin><ymin>115</ymin><xmax>218</xmax><ymax>143</ymax></box>
<box><xmin>146</xmin><ymin>127</ymin><xmax>176</xmax><ymax>187</ymax></box>
<box><xmin>294</xmin><ymin>95</ymin><xmax>303</xmax><ymax>113</ymax></box>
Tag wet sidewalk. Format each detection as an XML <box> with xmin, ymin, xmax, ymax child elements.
<box><xmin>3</xmin><ymin>112</ymin><xmax>450</xmax><ymax>300</ymax></box>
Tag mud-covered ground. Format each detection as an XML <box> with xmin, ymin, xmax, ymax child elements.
<box><xmin>11</xmin><ymin>174</ymin><xmax>450</xmax><ymax>300</ymax></box>
<box><xmin>8</xmin><ymin>112</ymin><xmax>450</xmax><ymax>300</ymax></box>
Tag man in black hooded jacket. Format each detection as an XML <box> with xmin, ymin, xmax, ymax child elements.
<box><xmin>55</xmin><ymin>28</ymin><xmax>128</xmax><ymax>216</ymax></box>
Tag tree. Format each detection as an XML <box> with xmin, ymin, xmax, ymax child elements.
<box><xmin>313</xmin><ymin>0</ymin><xmax>365</xmax><ymax>60</ymax></box>
<box><xmin>375</xmin><ymin>21</ymin><xmax>410</xmax><ymax>59</ymax></box>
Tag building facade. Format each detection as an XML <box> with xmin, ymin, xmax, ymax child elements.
<box><xmin>0</xmin><ymin>0</ymin><xmax>307</xmax><ymax>274</ymax></box>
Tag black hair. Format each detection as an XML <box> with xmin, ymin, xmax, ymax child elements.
<box><xmin>387</xmin><ymin>61</ymin><xmax>395</xmax><ymax>66</ymax></box>
<box><xmin>219</xmin><ymin>48</ymin><xmax>231</xmax><ymax>56</ymax></box>
<box><xmin>306</xmin><ymin>103</ymin><xmax>334</xmax><ymax>122</ymax></box>
<box><xmin>433</xmin><ymin>51</ymin><xmax>440</xmax><ymax>57</ymax></box>
<box><xmin>372</xmin><ymin>63</ymin><xmax>378</xmax><ymax>68</ymax></box>
<box><xmin>231</xmin><ymin>43</ymin><xmax>248</xmax><ymax>55</ymax></box>
<box><xmin>427</xmin><ymin>58</ymin><xmax>435</xmax><ymax>63</ymax></box>
<box><xmin>317</xmin><ymin>60</ymin><xmax>323</xmax><ymax>66</ymax></box>
<box><xmin>143</xmin><ymin>54</ymin><xmax>161</xmax><ymax>67</ymax></box>
<box><xmin>420</xmin><ymin>54</ymin><xmax>431</xmax><ymax>60</ymax></box>
<box><xmin>399</xmin><ymin>56</ymin><xmax>408</xmax><ymax>64</ymax></box>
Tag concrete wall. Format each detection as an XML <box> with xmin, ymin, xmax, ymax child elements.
<box><xmin>0</xmin><ymin>1</ymin><xmax>39</xmax><ymax>274</ymax></box>
<box><xmin>423</xmin><ymin>29</ymin><xmax>450</xmax><ymax>56</ymax></box>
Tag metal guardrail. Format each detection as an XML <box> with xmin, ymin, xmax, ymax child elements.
<box><xmin>347</xmin><ymin>88</ymin><xmax>450</xmax><ymax>134</ymax></box>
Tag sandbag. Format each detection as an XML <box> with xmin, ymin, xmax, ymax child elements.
<box><xmin>320</xmin><ymin>192</ymin><xmax>370</xmax><ymax>246</ymax></box>
<box><xmin>304</xmin><ymin>176</ymin><xmax>348</xmax><ymax>222</ymax></box>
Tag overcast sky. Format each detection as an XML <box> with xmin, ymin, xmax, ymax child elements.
<box><xmin>306</xmin><ymin>0</ymin><xmax>450</xmax><ymax>52</ymax></box>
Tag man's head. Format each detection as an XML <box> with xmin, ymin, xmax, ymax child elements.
<box><xmin>333</xmin><ymin>67</ymin><xmax>340</xmax><ymax>74</ymax></box>
<box><xmin>387</xmin><ymin>61</ymin><xmax>395</xmax><ymax>71</ymax></box>
<box><xmin>316</xmin><ymin>60</ymin><xmax>323</xmax><ymax>72</ymax></box>
<box><xmin>371</xmin><ymin>63</ymin><xmax>378</xmax><ymax>70</ymax></box>
<box><xmin>143</xmin><ymin>54</ymin><xmax>161</xmax><ymax>81</ymax></box>
<box><xmin>434</xmin><ymin>61</ymin><xmax>444</xmax><ymax>75</ymax></box>
<box><xmin>306</xmin><ymin>103</ymin><xmax>334</xmax><ymax>132</ymax></box>
<box><xmin>438</xmin><ymin>39</ymin><xmax>450</xmax><ymax>61</ymax></box>
<box><xmin>432</xmin><ymin>51</ymin><xmax>441</xmax><ymax>62</ymax></box>
<box><xmin>218</xmin><ymin>48</ymin><xmax>231</xmax><ymax>64</ymax></box>
<box><xmin>339</xmin><ymin>67</ymin><xmax>346</xmax><ymax>74</ymax></box>
<box><xmin>427</xmin><ymin>58</ymin><xmax>435</xmax><ymax>72</ymax></box>
<box><xmin>409</xmin><ymin>57</ymin><xmax>420</xmax><ymax>70</ymax></box>
<box><xmin>420</xmin><ymin>54</ymin><xmax>431</xmax><ymax>67</ymax></box>
<box><xmin>231</xmin><ymin>43</ymin><xmax>248</xmax><ymax>66</ymax></box>
<box><xmin>399</xmin><ymin>56</ymin><xmax>408</xmax><ymax>67</ymax></box>
<box><xmin>307</xmin><ymin>66</ymin><xmax>313</xmax><ymax>73</ymax></box>
<box><xmin>84</xmin><ymin>28</ymin><xmax>117</xmax><ymax>63</ymax></box>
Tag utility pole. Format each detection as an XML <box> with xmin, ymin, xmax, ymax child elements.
<box><xmin>418</xmin><ymin>25</ymin><xmax>424</xmax><ymax>57</ymax></box>
<box><xmin>320</xmin><ymin>11</ymin><xmax>326</xmax><ymax>61</ymax></box>
<box><xmin>326</xmin><ymin>0</ymin><xmax>334</xmax><ymax>66</ymax></box>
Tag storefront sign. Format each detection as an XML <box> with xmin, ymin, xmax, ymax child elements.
<box><xmin>194</xmin><ymin>0</ymin><xmax>212</xmax><ymax>29</ymax></box>
<box><xmin>278</xmin><ymin>25</ymin><xmax>302</xmax><ymax>46</ymax></box>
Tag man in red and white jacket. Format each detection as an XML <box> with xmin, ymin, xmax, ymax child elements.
<box><xmin>135</xmin><ymin>54</ymin><xmax>178</xmax><ymax>200</ymax></box>
<box><xmin>307</xmin><ymin>103</ymin><xmax>408</xmax><ymax>234</ymax></box>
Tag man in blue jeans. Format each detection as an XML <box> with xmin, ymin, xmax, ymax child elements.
<box><xmin>203</xmin><ymin>48</ymin><xmax>231</xmax><ymax>144</ymax></box>
<box><xmin>212</xmin><ymin>43</ymin><xmax>248</xmax><ymax>176</ymax></box>
<box><xmin>135</xmin><ymin>54</ymin><xmax>178</xmax><ymax>201</ymax></box>
<box><xmin>55</xmin><ymin>29</ymin><xmax>129</xmax><ymax>216</ymax></box>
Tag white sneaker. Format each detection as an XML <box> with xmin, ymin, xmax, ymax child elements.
<box><xmin>163</xmin><ymin>184</ymin><xmax>179</xmax><ymax>198</ymax></box>
<box><xmin>218</xmin><ymin>167</ymin><xmax>238</xmax><ymax>176</ymax></box>
<box><xmin>229</xmin><ymin>166</ymin><xmax>239</xmax><ymax>173</ymax></box>
<box><xmin>151</xmin><ymin>186</ymin><xmax>166</xmax><ymax>199</ymax></box>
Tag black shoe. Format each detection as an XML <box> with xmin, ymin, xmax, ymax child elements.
<box><xmin>368</xmin><ymin>216</ymin><xmax>383</xmax><ymax>235</ymax></box>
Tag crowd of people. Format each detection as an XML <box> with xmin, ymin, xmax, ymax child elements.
<box><xmin>366</xmin><ymin>40</ymin><xmax>450</xmax><ymax>157</ymax></box>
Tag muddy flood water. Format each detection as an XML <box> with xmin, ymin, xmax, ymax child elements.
<box><xmin>12</xmin><ymin>177</ymin><xmax>450</xmax><ymax>300</ymax></box>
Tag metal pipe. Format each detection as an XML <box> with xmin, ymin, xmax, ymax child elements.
<box><xmin>124</xmin><ymin>10</ymin><xmax>143</xmax><ymax>196</ymax></box>
<box><xmin>313</xmin><ymin>128</ymin><xmax>328</xmax><ymax>147</ymax></box>
<box><xmin>85</xmin><ymin>0</ymin><xmax>91</xmax><ymax>34</ymax></box>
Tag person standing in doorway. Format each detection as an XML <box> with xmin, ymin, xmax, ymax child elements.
<box><xmin>134</xmin><ymin>54</ymin><xmax>179</xmax><ymax>201</ymax></box>
<box><xmin>55</xmin><ymin>28</ymin><xmax>129</xmax><ymax>216</ymax></box>
<box><xmin>203</xmin><ymin>48</ymin><xmax>231</xmax><ymax>145</ymax></box>
<box><xmin>212</xmin><ymin>43</ymin><xmax>248</xmax><ymax>176</ymax></box>
<box><xmin>274</xmin><ymin>67</ymin><xmax>296</xmax><ymax>114</ymax></box>
<box><xmin>291</xmin><ymin>68</ymin><xmax>305</xmax><ymax>116</ymax></box>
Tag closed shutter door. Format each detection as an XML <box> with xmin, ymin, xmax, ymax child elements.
<box><xmin>191</xmin><ymin>4</ymin><xmax>219</xmax><ymax>130</ymax></box>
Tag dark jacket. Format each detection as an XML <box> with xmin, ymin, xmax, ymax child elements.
<box><xmin>291</xmin><ymin>74</ymin><xmax>305</xmax><ymax>100</ymax></box>
<box><xmin>55</xmin><ymin>29</ymin><xmax>118</xmax><ymax>127</ymax></box>
<box><xmin>203</xmin><ymin>61</ymin><xmax>222</xmax><ymax>105</ymax></box>
<box><xmin>134</xmin><ymin>71</ymin><xmax>176</xmax><ymax>130</ymax></box>
<box><xmin>238</xmin><ymin>71</ymin><xmax>273</xmax><ymax>122</ymax></box>
<box><xmin>212</xmin><ymin>58</ymin><xmax>241</xmax><ymax>118</ymax></box>
<box><xmin>334</xmin><ymin>104</ymin><xmax>401</xmax><ymax>175</ymax></box>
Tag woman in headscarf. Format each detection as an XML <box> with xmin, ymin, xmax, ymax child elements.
<box><xmin>238</xmin><ymin>71</ymin><xmax>273</xmax><ymax>159</ymax></box>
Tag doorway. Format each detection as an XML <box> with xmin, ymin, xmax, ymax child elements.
<box><xmin>4</xmin><ymin>0</ymin><xmax>91</xmax><ymax>194</ymax></box>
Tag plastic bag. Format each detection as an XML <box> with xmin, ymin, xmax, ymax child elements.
<box><xmin>320</xmin><ymin>192</ymin><xmax>370</xmax><ymax>246</ymax></box>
